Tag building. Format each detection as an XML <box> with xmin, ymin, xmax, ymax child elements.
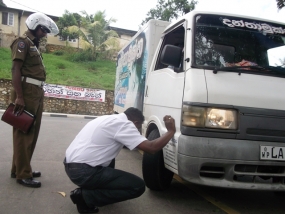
<box><xmin>108</xmin><ymin>26</ymin><xmax>138</xmax><ymax>48</ymax></box>
<box><xmin>0</xmin><ymin>5</ymin><xmax>137</xmax><ymax>52</ymax></box>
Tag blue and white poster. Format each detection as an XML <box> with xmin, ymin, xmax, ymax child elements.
<box><xmin>114</xmin><ymin>32</ymin><xmax>147</xmax><ymax>111</ymax></box>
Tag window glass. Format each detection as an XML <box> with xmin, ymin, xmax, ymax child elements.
<box><xmin>8</xmin><ymin>12</ymin><xmax>13</xmax><ymax>26</ymax></box>
<box><xmin>194</xmin><ymin>14</ymin><xmax>285</xmax><ymax>75</ymax></box>
<box><xmin>2</xmin><ymin>12</ymin><xmax>14</xmax><ymax>26</ymax></box>
<box><xmin>2</xmin><ymin>12</ymin><xmax>8</xmax><ymax>25</ymax></box>
<box><xmin>155</xmin><ymin>25</ymin><xmax>185</xmax><ymax>70</ymax></box>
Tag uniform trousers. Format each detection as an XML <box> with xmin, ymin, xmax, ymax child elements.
<box><xmin>11</xmin><ymin>82</ymin><xmax>44</xmax><ymax>179</ymax></box>
<box><xmin>64</xmin><ymin>159</ymin><xmax>146</xmax><ymax>207</ymax></box>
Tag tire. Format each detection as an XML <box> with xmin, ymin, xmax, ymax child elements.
<box><xmin>142</xmin><ymin>129</ymin><xmax>174</xmax><ymax>191</ymax></box>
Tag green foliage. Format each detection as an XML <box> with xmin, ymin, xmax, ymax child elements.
<box><xmin>44</xmin><ymin>53</ymin><xmax>116</xmax><ymax>90</ymax></box>
<box><xmin>0</xmin><ymin>47</ymin><xmax>116</xmax><ymax>90</ymax></box>
<box><xmin>276</xmin><ymin>0</ymin><xmax>285</xmax><ymax>9</ymax></box>
<box><xmin>57</xmin><ymin>10</ymin><xmax>81</xmax><ymax>42</ymax></box>
<box><xmin>58</xmin><ymin>10</ymin><xmax>77</xmax><ymax>28</ymax></box>
<box><xmin>142</xmin><ymin>0</ymin><xmax>198</xmax><ymax>24</ymax></box>
<box><xmin>53</xmin><ymin>50</ymin><xmax>65</xmax><ymax>56</ymax></box>
<box><xmin>56</xmin><ymin>10</ymin><xmax>119</xmax><ymax>60</ymax></box>
<box><xmin>67</xmin><ymin>48</ymin><xmax>95</xmax><ymax>62</ymax></box>
<box><xmin>79</xmin><ymin>10</ymin><xmax>119</xmax><ymax>61</ymax></box>
<box><xmin>0</xmin><ymin>48</ymin><xmax>12</xmax><ymax>79</ymax></box>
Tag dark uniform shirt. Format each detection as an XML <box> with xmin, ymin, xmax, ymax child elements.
<box><xmin>10</xmin><ymin>30</ymin><xmax>46</xmax><ymax>81</ymax></box>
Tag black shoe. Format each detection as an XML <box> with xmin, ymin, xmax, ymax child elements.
<box><xmin>11</xmin><ymin>171</ymin><xmax>41</xmax><ymax>178</ymax></box>
<box><xmin>70</xmin><ymin>188</ymin><xmax>99</xmax><ymax>213</ymax></box>
<box><xmin>17</xmin><ymin>178</ymin><xmax>41</xmax><ymax>188</ymax></box>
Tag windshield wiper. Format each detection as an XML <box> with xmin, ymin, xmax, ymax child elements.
<box><xmin>213</xmin><ymin>65</ymin><xmax>285</xmax><ymax>76</ymax></box>
<box><xmin>261</xmin><ymin>65</ymin><xmax>285</xmax><ymax>74</ymax></box>
<box><xmin>213</xmin><ymin>66</ymin><xmax>250</xmax><ymax>74</ymax></box>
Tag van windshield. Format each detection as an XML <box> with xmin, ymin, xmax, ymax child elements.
<box><xmin>194</xmin><ymin>14</ymin><xmax>285</xmax><ymax>76</ymax></box>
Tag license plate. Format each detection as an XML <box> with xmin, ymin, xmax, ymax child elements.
<box><xmin>260</xmin><ymin>146</ymin><xmax>285</xmax><ymax>161</ymax></box>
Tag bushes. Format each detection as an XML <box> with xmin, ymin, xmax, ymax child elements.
<box><xmin>67</xmin><ymin>48</ymin><xmax>98</xmax><ymax>62</ymax></box>
<box><xmin>49</xmin><ymin>46</ymin><xmax>116</xmax><ymax>63</ymax></box>
<box><xmin>46</xmin><ymin>43</ymin><xmax>118</xmax><ymax>62</ymax></box>
<box><xmin>53</xmin><ymin>50</ymin><xmax>65</xmax><ymax>56</ymax></box>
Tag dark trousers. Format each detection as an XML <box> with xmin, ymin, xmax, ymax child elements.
<box><xmin>11</xmin><ymin>83</ymin><xmax>44</xmax><ymax>179</ymax></box>
<box><xmin>64</xmin><ymin>159</ymin><xmax>145</xmax><ymax>207</ymax></box>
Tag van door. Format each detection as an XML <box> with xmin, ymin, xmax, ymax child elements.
<box><xmin>144</xmin><ymin>24</ymin><xmax>186</xmax><ymax>171</ymax></box>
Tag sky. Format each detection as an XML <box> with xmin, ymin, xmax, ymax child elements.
<box><xmin>3</xmin><ymin>0</ymin><xmax>285</xmax><ymax>31</ymax></box>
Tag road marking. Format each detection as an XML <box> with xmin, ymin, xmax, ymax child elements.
<box><xmin>138</xmin><ymin>150</ymin><xmax>240</xmax><ymax>214</ymax></box>
<box><xmin>174</xmin><ymin>175</ymin><xmax>240</xmax><ymax>214</ymax></box>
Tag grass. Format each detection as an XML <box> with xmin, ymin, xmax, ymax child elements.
<box><xmin>0</xmin><ymin>48</ymin><xmax>13</xmax><ymax>79</ymax></box>
<box><xmin>0</xmin><ymin>47</ymin><xmax>116</xmax><ymax>90</ymax></box>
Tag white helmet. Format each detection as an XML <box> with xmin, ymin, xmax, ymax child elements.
<box><xmin>26</xmin><ymin>12</ymin><xmax>59</xmax><ymax>35</ymax></box>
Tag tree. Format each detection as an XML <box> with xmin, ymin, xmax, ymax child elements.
<box><xmin>56</xmin><ymin>10</ymin><xmax>119</xmax><ymax>60</ymax></box>
<box><xmin>79</xmin><ymin>10</ymin><xmax>119</xmax><ymax>61</ymax></box>
<box><xmin>276</xmin><ymin>0</ymin><xmax>285</xmax><ymax>10</ymax></box>
<box><xmin>142</xmin><ymin>0</ymin><xmax>197</xmax><ymax>25</ymax></box>
<box><xmin>0</xmin><ymin>0</ymin><xmax>7</xmax><ymax>7</ymax></box>
<box><xmin>57</xmin><ymin>10</ymin><xmax>80</xmax><ymax>45</ymax></box>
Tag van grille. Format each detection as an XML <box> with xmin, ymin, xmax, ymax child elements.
<box><xmin>233</xmin><ymin>164</ymin><xmax>285</xmax><ymax>184</ymax></box>
<box><xmin>199</xmin><ymin>164</ymin><xmax>285</xmax><ymax>184</ymax></box>
<box><xmin>200</xmin><ymin>166</ymin><xmax>224</xmax><ymax>178</ymax></box>
<box><xmin>246</xmin><ymin>128</ymin><xmax>285</xmax><ymax>137</ymax></box>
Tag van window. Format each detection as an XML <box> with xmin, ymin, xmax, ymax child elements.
<box><xmin>194</xmin><ymin>14</ymin><xmax>285</xmax><ymax>76</ymax></box>
<box><xmin>155</xmin><ymin>25</ymin><xmax>185</xmax><ymax>71</ymax></box>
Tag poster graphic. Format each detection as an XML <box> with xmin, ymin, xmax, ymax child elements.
<box><xmin>114</xmin><ymin>32</ymin><xmax>147</xmax><ymax>111</ymax></box>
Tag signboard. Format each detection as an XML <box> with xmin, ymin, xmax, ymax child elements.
<box><xmin>43</xmin><ymin>83</ymin><xmax>105</xmax><ymax>102</ymax></box>
<box><xmin>196</xmin><ymin>14</ymin><xmax>285</xmax><ymax>35</ymax></box>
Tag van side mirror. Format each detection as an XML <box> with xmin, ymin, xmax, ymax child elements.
<box><xmin>160</xmin><ymin>45</ymin><xmax>183</xmax><ymax>68</ymax></box>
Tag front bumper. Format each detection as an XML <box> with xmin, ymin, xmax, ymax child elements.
<box><xmin>178</xmin><ymin>135</ymin><xmax>285</xmax><ymax>191</ymax></box>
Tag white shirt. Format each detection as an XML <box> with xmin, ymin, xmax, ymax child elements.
<box><xmin>65</xmin><ymin>113</ymin><xmax>147</xmax><ymax>167</ymax></box>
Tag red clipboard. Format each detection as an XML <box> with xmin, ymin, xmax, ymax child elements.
<box><xmin>1</xmin><ymin>103</ymin><xmax>35</xmax><ymax>133</ymax></box>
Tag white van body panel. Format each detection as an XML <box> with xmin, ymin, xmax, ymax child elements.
<box><xmin>205</xmin><ymin>70</ymin><xmax>285</xmax><ymax>110</ymax></box>
<box><xmin>183</xmin><ymin>68</ymin><xmax>208</xmax><ymax>103</ymax></box>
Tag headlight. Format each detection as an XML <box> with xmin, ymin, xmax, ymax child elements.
<box><xmin>182</xmin><ymin>105</ymin><xmax>237</xmax><ymax>130</ymax></box>
<box><xmin>205</xmin><ymin>108</ymin><xmax>237</xmax><ymax>129</ymax></box>
<box><xmin>182</xmin><ymin>105</ymin><xmax>205</xmax><ymax>127</ymax></box>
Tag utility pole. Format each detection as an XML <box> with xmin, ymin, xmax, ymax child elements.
<box><xmin>77</xmin><ymin>20</ymin><xmax>81</xmax><ymax>49</ymax></box>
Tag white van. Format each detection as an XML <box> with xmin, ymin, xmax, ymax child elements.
<box><xmin>114</xmin><ymin>11</ymin><xmax>285</xmax><ymax>191</ymax></box>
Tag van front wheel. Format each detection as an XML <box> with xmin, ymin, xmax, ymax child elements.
<box><xmin>142</xmin><ymin>129</ymin><xmax>174</xmax><ymax>191</ymax></box>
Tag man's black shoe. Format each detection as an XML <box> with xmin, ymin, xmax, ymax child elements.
<box><xmin>70</xmin><ymin>188</ymin><xmax>99</xmax><ymax>213</ymax></box>
<box><xmin>17</xmin><ymin>178</ymin><xmax>41</xmax><ymax>188</ymax></box>
<box><xmin>11</xmin><ymin>171</ymin><xmax>41</xmax><ymax>178</ymax></box>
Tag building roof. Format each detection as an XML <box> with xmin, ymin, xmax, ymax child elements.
<box><xmin>0</xmin><ymin>5</ymin><xmax>59</xmax><ymax>20</ymax></box>
<box><xmin>108</xmin><ymin>26</ymin><xmax>137</xmax><ymax>37</ymax></box>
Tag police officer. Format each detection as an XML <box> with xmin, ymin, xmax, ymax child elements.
<box><xmin>10</xmin><ymin>12</ymin><xmax>58</xmax><ymax>188</ymax></box>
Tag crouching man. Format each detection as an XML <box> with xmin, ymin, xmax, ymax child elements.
<box><xmin>64</xmin><ymin>107</ymin><xmax>175</xmax><ymax>213</ymax></box>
